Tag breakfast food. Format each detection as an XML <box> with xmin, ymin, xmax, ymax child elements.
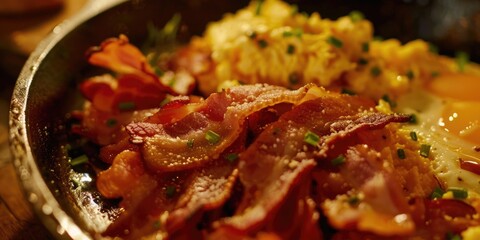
<box><xmin>71</xmin><ymin>0</ymin><xmax>480</xmax><ymax>239</ymax></box>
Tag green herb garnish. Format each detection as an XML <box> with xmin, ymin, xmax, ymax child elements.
<box><xmin>447</xmin><ymin>187</ymin><xmax>468</xmax><ymax>199</ymax></box>
<box><xmin>205</xmin><ymin>130</ymin><xmax>221</xmax><ymax>144</ymax></box>
<box><xmin>430</xmin><ymin>187</ymin><xmax>444</xmax><ymax>199</ymax></box>
<box><xmin>258</xmin><ymin>39</ymin><xmax>268</xmax><ymax>48</ymax></box>
<box><xmin>288</xmin><ymin>72</ymin><xmax>300</xmax><ymax>85</ymax></box>
<box><xmin>358</xmin><ymin>58</ymin><xmax>368</xmax><ymax>65</ymax></box>
<box><xmin>304</xmin><ymin>131</ymin><xmax>320</xmax><ymax>146</ymax></box>
<box><xmin>187</xmin><ymin>139</ymin><xmax>194</xmax><ymax>148</ymax></box>
<box><xmin>406</xmin><ymin>70</ymin><xmax>414</xmax><ymax>80</ymax></box>
<box><xmin>331</xmin><ymin>155</ymin><xmax>346</xmax><ymax>166</ymax></box>
<box><xmin>160</xmin><ymin>97</ymin><xmax>170</xmax><ymax>107</ymax></box>
<box><xmin>347</xmin><ymin>195</ymin><xmax>360</xmax><ymax>206</ymax></box>
<box><xmin>409</xmin><ymin>114</ymin><xmax>417</xmax><ymax>124</ymax></box>
<box><xmin>428</xmin><ymin>43</ymin><xmax>438</xmax><ymax>54</ymax></box>
<box><xmin>106</xmin><ymin>118</ymin><xmax>117</xmax><ymax>127</ymax></box>
<box><xmin>362</xmin><ymin>42</ymin><xmax>369</xmax><ymax>52</ymax></box>
<box><xmin>397</xmin><ymin>148</ymin><xmax>406</xmax><ymax>159</ymax></box>
<box><xmin>70</xmin><ymin>154</ymin><xmax>88</xmax><ymax>167</ymax></box>
<box><xmin>420</xmin><ymin>144</ymin><xmax>431</xmax><ymax>158</ymax></box>
<box><xmin>456</xmin><ymin>51</ymin><xmax>469</xmax><ymax>72</ymax></box>
<box><xmin>255</xmin><ymin>0</ymin><xmax>265</xmax><ymax>16</ymax></box>
<box><xmin>349</xmin><ymin>10</ymin><xmax>364</xmax><ymax>22</ymax></box>
<box><xmin>118</xmin><ymin>101</ymin><xmax>136</xmax><ymax>111</ymax></box>
<box><xmin>165</xmin><ymin>186</ymin><xmax>176</xmax><ymax>198</ymax></box>
<box><xmin>341</xmin><ymin>88</ymin><xmax>356</xmax><ymax>96</ymax></box>
<box><xmin>327</xmin><ymin>36</ymin><xmax>343</xmax><ymax>48</ymax></box>
<box><xmin>225</xmin><ymin>153</ymin><xmax>239</xmax><ymax>163</ymax></box>
<box><xmin>410</xmin><ymin>131</ymin><xmax>418</xmax><ymax>141</ymax></box>
<box><xmin>370</xmin><ymin>66</ymin><xmax>382</xmax><ymax>77</ymax></box>
<box><xmin>381</xmin><ymin>94</ymin><xmax>396</xmax><ymax>108</ymax></box>
<box><xmin>287</xmin><ymin>44</ymin><xmax>295</xmax><ymax>54</ymax></box>
<box><xmin>153</xmin><ymin>220</ymin><xmax>161</xmax><ymax>229</ymax></box>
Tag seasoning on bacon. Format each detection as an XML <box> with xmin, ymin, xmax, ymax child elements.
<box><xmin>215</xmin><ymin>90</ymin><xmax>410</xmax><ymax>235</ymax></box>
<box><xmin>127</xmin><ymin>84</ymin><xmax>317</xmax><ymax>172</ymax></box>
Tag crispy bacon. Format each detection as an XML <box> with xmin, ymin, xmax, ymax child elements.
<box><xmin>81</xmin><ymin>35</ymin><xmax>176</xmax><ymax>113</ymax></box>
<box><xmin>127</xmin><ymin>84</ymin><xmax>317</xmax><ymax>172</ymax></box>
<box><xmin>216</xmin><ymin>91</ymin><xmax>409</xmax><ymax>235</ymax></box>
<box><xmin>322</xmin><ymin>145</ymin><xmax>415</xmax><ymax>236</ymax></box>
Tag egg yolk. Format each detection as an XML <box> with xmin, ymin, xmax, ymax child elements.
<box><xmin>439</xmin><ymin>101</ymin><xmax>480</xmax><ymax>146</ymax></box>
<box><xmin>428</xmin><ymin>73</ymin><xmax>480</xmax><ymax>146</ymax></box>
<box><xmin>428</xmin><ymin>73</ymin><xmax>480</xmax><ymax>101</ymax></box>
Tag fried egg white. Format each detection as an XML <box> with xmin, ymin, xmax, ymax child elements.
<box><xmin>397</xmin><ymin>73</ymin><xmax>480</xmax><ymax>193</ymax></box>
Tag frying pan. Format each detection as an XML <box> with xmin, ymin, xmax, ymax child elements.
<box><xmin>9</xmin><ymin>0</ymin><xmax>480</xmax><ymax>239</ymax></box>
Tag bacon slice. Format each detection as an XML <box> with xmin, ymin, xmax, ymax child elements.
<box><xmin>217</xmin><ymin>91</ymin><xmax>409</xmax><ymax>234</ymax></box>
<box><xmin>322</xmin><ymin>145</ymin><xmax>415</xmax><ymax>236</ymax></box>
<box><xmin>127</xmin><ymin>84</ymin><xmax>317</xmax><ymax>172</ymax></box>
<box><xmin>80</xmin><ymin>35</ymin><xmax>181</xmax><ymax>113</ymax></box>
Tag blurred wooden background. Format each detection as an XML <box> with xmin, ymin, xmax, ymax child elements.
<box><xmin>0</xmin><ymin>0</ymin><xmax>87</xmax><ymax>239</ymax></box>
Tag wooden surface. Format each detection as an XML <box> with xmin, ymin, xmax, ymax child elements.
<box><xmin>0</xmin><ymin>0</ymin><xmax>88</xmax><ymax>239</ymax></box>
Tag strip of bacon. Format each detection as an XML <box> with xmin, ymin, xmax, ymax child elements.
<box><xmin>216</xmin><ymin>91</ymin><xmax>409</xmax><ymax>234</ymax></box>
<box><xmin>322</xmin><ymin>145</ymin><xmax>415</xmax><ymax>236</ymax></box>
<box><xmin>99</xmin><ymin>131</ymin><xmax>247</xmax><ymax>239</ymax></box>
<box><xmin>127</xmin><ymin>84</ymin><xmax>317</xmax><ymax>172</ymax></box>
<box><xmin>80</xmin><ymin>35</ymin><xmax>187</xmax><ymax>113</ymax></box>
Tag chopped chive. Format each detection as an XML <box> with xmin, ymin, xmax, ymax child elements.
<box><xmin>291</xmin><ymin>4</ymin><xmax>298</xmax><ymax>15</ymax></box>
<box><xmin>420</xmin><ymin>144</ymin><xmax>431</xmax><ymax>158</ymax></box>
<box><xmin>248</xmin><ymin>31</ymin><xmax>257</xmax><ymax>39</ymax></box>
<box><xmin>154</xmin><ymin>67</ymin><xmax>164</xmax><ymax>77</ymax></box>
<box><xmin>272</xmin><ymin>127</ymin><xmax>281</xmax><ymax>136</ymax></box>
<box><xmin>168</xmin><ymin>77</ymin><xmax>176</xmax><ymax>87</ymax></box>
<box><xmin>446</xmin><ymin>232</ymin><xmax>462</xmax><ymax>240</ymax></box>
<box><xmin>409</xmin><ymin>114</ymin><xmax>417</xmax><ymax>124</ymax></box>
<box><xmin>258</xmin><ymin>39</ymin><xmax>268</xmax><ymax>48</ymax></box>
<box><xmin>430</xmin><ymin>187</ymin><xmax>444</xmax><ymax>199</ymax></box>
<box><xmin>341</xmin><ymin>88</ymin><xmax>356</xmax><ymax>96</ymax></box>
<box><xmin>373</xmin><ymin>36</ymin><xmax>383</xmax><ymax>41</ymax></box>
<box><xmin>428</xmin><ymin>43</ymin><xmax>438</xmax><ymax>54</ymax></box>
<box><xmin>410</xmin><ymin>131</ymin><xmax>418</xmax><ymax>141</ymax></box>
<box><xmin>327</xmin><ymin>36</ymin><xmax>343</xmax><ymax>48</ymax></box>
<box><xmin>70</xmin><ymin>154</ymin><xmax>88</xmax><ymax>167</ymax></box>
<box><xmin>283</xmin><ymin>31</ymin><xmax>293</xmax><ymax>38</ymax></box>
<box><xmin>152</xmin><ymin>220</ymin><xmax>161</xmax><ymax>229</ymax></box>
<box><xmin>205</xmin><ymin>130</ymin><xmax>221</xmax><ymax>144</ymax></box>
<box><xmin>106</xmin><ymin>118</ymin><xmax>117</xmax><ymax>127</ymax></box>
<box><xmin>431</xmin><ymin>71</ymin><xmax>440</xmax><ymax>78</ymax></box>
<box><xmin>165</xmin><ymin>186</ymin><xmax>176</xmax><ymax>198</ymax></box>
<box><xmin>349</xmin><ymin>10</ymin><xmax>364</xmax><ymax>22</ymax></box>
<box><xmin>118</xmin><ymin>101</ymin><xmax>136</xmax><ymax>111</ymax></box>
<box><xmin>370</xmin><ymin>66</ymin><xmax>382</xmax><ymax>77</ymax></box>
<box><xmin>225</xmin><ymin>153</ymin><xmax>239</xmax><ymax>163</ymax></box>
<box><xmin>287</xmin><ymin>44</ymin><xmax>295</xmax><ymax>54</ymax></box>
<box><xmin>284</xmin><ymin>28</ymin><xmax>303</xmax><ymax>38</ymax></box>
<box><xmin>347</xmin><ymin>195</ymin><xmax>360</xmax><ymax>206</ymax></box>
<box><xmin>455</xmin><ymin>51</ymin><xmax>469</xmax><ymax>72</ymax></box>
<box><xmin>160</xmin><ymin>97</ymin><xmax>170</xmax><ymax>107</ymax></box>
<box><xmin>397</xmin><ymin>148</ymin><xmax>406</xmax><ymax>159</ymax></box>
<box><xmin>331</xmin><ymin>155</ymin><xmax>346</xmax><ymax>166</ymax></box>
<box><xmin>362</xmin><ymin>42</ymin><xmax>369</xmax><ymax>52</ymax></box>
<box><xmin>406</xmin><ymin>70</ymin><xmax>414</xmax><ymax>80</ymax></box>
<box><xmin>447</xmin><ymin>187</ymin><xmax>468</xmax><ymax>199</ymax></box>
<box><xmin>381</xmin><ymin>94</ymin><xmax>396</xmax><ymax>108</ymax></box>
<box><xmin>187</xmin><ymin>139</ymin><xmax>194</xmax><ymax>148</ymax></box>
<box><xmin>358</xmin><ymin>58</ymin><xmax>368</xmax><ymax>65</ymax></box>
<box><xmin>255</xmin><ymin>0</ymin><xmax>264</xmax><ymax>16</ymax></box>
<box><xmin>304</xmin><ymin>131</ymin><xmax>320</xmax><ymax>146</ymax></box>
<box><xmin>288</xmin><ymin>72</ymin><xmax>300</xmax><ymax>85</ymax></box>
